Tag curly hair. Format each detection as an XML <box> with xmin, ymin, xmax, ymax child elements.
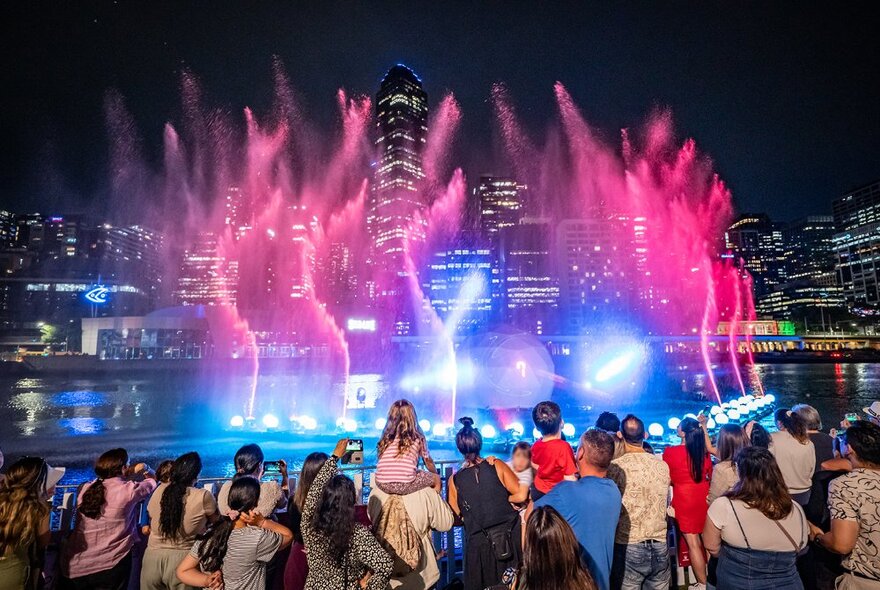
<box><xmin>0</xmin><ymin>457</ymin><xmax>50</xmax><ymax>555</ymax></box>
<box><xmin>79</xmin><ymin>448</ymin><xmax>128</xmax><ymax>519</ymax></box>
<box><xmin>311</xmin><ymin>474</ymin><xmax>356</xmax><ymax>562</ymax></box>
<box><xmin>159</xmin><ymin>452</ymin><xmax>202</xmax><ymax>540</ymax></box>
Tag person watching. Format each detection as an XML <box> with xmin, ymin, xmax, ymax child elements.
<box><xmin>810</xmin><ymin>420</ymin><xmax>880</xmax><ymax>588</ymax></box>
<box><xmin>607</xmin><ymin>414</ymin><xmax>672</xmax><ymax>590</ymax></box>
<box><xmin>533</xmin><ymin>429</ymin><xmax>621</xmax><ymax>590</ymax></box>
<box><xmin>771</xmin><ymin>408</ymin><xmax>816</xmax><ymax>505</ymax></box>
<box><xmin>218</xmin><ymin>444</ymin><xmax>289</xmax><ymax>518</ymax></box>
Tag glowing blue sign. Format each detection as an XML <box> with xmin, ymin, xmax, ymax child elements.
<box><xmin>84</xmin><ymin>285</ymin><xmax>110</xmax><ymax>305</ymax></box>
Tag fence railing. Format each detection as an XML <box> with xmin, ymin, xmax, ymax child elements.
<box><xmin>50</xmin><ymin>459</ymin><xmax>467</xmax><ymax>586</ymax></box>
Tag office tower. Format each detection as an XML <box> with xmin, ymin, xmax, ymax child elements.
<box><xmin>756</xmin><ymin>215</ymin><xmax>844</xmax><ymax>318</ymax></box>
<box><xmin>369</xmin><ymin>65</ymin><xmax>428</xmax><ymax>267</ymax></box>
<box><xmin>224</xmin><ymin>185</ymin><xmax>252</xmax><ymax>242</ymax></box>
<box><xmin>725</xmin><ymin>214</ymin><xmax>787</xmax><ymax>298</ymax></box>
<box><xmin>477</xmin><ymin>177</ymin><xmax>526</xmax><ymax>237</ymax></box>
<box><xmin>173</xmin><ymin>232</ymin><xmax>238</xmax><ymax>306</ymax></box>
<box><xmin>556</xmin><ymin>217</ymin><xmax>635</xmax><ymax>333</ymax></box>
<box><xmin>830</xmin><ymin>181</ymin><xmax>880</xmax><ymax>310</ymax></box>
<box><xmin>427</xmin><ymin>231</ymin><xmax>501</xmax><ymax>334</ymax></box>
<box><xmin>500</xmin><ymin>218</ymin><xmax>559</xmax><ymax>334</ymax></box>
<box><xmin>832</xmin><ymin>179</ymin><xmax>880</xmax><ymax>233</ymax></box>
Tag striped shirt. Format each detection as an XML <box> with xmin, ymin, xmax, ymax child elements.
<box><xmin>190</xmin><ymin>526</ymin><xmax>282</xmax><ymax>590</ymax></box>
<box><xmin>374</xmin><ymin>438</ymin><xmax>429</xmax><ymax>485</ymax></box>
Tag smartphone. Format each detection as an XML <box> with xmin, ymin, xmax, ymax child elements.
<box><xmin>346</xmin><ymin>439</ymin><xmax>364</xmax><ymax>452</ymax></box>
<box><xmin>845</xmin><ymin>413</ymin><xmax>859</xmax><ymax>423</ymax></box>
<box><xmin>700</xmin><ymin>405</ymin><xmax>711</xmax><ymax>416</ymax></box>
<box><xmin>263</xmin><ymin>461</ymin><xmax>282</xmax><ymax>473</ymax></box>
<box><xmin>342</xmin><ymin>439</ymin><xmax>364</xmax><ymax>465</ymax></box>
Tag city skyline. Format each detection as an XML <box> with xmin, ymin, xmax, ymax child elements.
<box><xmin>3</xmin><ymin>3</ymin><xmax>879</xmax><ymax>221</ymax></box>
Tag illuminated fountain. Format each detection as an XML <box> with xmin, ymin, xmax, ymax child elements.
<box><xmin>102</xmin><ymin>62</ymin><xmax>759</xmax><ymax>431</ymax></box>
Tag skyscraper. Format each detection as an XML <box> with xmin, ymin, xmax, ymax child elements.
<box><xmin>477</xmin><ymin>177</ymin><xmax>526</xmax><ymax>237</ymax></box>
<box><xmin>500</xmin><ymin>218</ymin><xmax>559</xmax><ymax>334</ymax></box>
<box><xmin>832</xmin><ymin>180</ymin><xmax>880</xmax><ymax>310</ymax></box>
<box><xmin>369</xmin><ymin>65</ymin><xmax>428</xmax><ymax>267</ymax></box>
<box><xmin>173</xmin><ymin>232</ymin><xmax>238</xmax><ymax>306</ymax></box>
<box><xmin>725</xmin><ymin>214</ymin><xmax>787</xmax><ymax>298</ymax></box>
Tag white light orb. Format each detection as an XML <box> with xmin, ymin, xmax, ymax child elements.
<box><xmin>533</xmin><ymin>428</ymin><xmax>543</xmax><ymax>440</ymax></box>
<box><xmin>710</xmin><ymin>405</ymin><xmax>722</xmax><ymax>416</ymax></box>
<box><xmin>480</xmin><ymin>424</ymin><xmax>497</xmax><ymax>439</ymax></box>
<box><xmin>562</xmin><ymin>423</ymin><xmax>576</xmax><ymax>438</ymax></box>
<box><xmin>229</xmin><ymin>415</ymin><xmax>244</xmax><ymax>428</ymax></box>
<box><xmin>715</xmin><ymin>413</ymin><xmax>729</xmax><ymax>425</ymax></box>
<box><xmin>262</xmin><ymin>413</ymin><xmax>280</xmax><ymax>429</ymax></box>
<box><xmin>668</xmin><ymin>417</ymin><xmax>682</xmax><ymax>430</ymax></box>
<box><xmin>506</xmin><ymin>422</ymin><xmax>525</xmax><ymax>436</ymax></box>
<box><xmin>648</xmin><ymin>423</ymin><xmax>664</xmax><ymax>438</ymax></box>
<box><xmin>299</xmin><ymin>415</ymin><xmax>318</xmax><ymax>430</ymax></box>
<box><xmin>727</xmin><ymin>410</ymin><xmax>741</xmax><ymax>421</ymax></box>
<box><xmin>707</xmin><ymin>418</ymin><xmax>717</xmax><ymax>429</ymax></box>
<box><xmin>419</xmin><ymin>419</ymin><xmax>431</xmax><ymax>432</ymax></box>
<box><xmin>374</xmin><ymin>417</ymin><xmax>387</xmax><ymax>430</ymax></box>
<box><xmin>432</xmin><ymin>423</ymin><xmax>449</xmax><ymax>438</ymax></box>
<box><xmin>764</xmin><ymin>393</ymin><xmax>776</xmax><ymax>404</ymax></box>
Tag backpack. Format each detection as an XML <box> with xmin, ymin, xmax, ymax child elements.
<box><xmin>373</xmin><ymin>493</ymin><xmax>423</xmax><ymax>574</ymax></box>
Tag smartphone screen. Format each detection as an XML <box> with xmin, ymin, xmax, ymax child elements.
<box><xmin>845</xmin><ymin>413</ymin><xmax>859</xmax><ymax>423</ymax></box>
<box><xmin>263</xmin><ymin>461</ymin><xmax>281</xmax><ymax>473</ymax></box>
<box><xmin>346</xmin><ymin>439</ymin><xmax>364</xmax><ymax>452</ymax></box>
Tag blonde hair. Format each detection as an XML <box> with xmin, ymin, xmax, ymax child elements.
<box><xmin>0</xmin><ymin>457</ymin><xmax>51</xmax><ymax>556</ymax></box>
<box><xmin>378</xmin><ymin>399</ymin><xmax>426</xmax><ymax>456</ymax></box>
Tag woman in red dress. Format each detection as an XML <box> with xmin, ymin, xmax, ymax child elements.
<box><xmin>663</xmin><ymin>416</ymin><xmax>713</xmax><ymax>590</ymax></box>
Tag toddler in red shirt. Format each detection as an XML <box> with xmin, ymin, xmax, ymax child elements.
<box><xmin>530</xmin><ymin>400</ymin><xmax>577</xmax><ymax>501</ymax></box>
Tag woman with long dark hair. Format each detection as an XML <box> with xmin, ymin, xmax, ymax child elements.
<box><xmin>770</xmin><ymin>409</ymin><xmax>816</xmax><ymax>505</ymax></box>
<box><xmin>448</xmin><ymin>417</ymin><xmax>524</xmax><ymax>590</ymax></box>
<box><xmin>142</xmin><ymin>452</ymin><xmax>219</xmax><ymax>590</ymax></box>
<box><xmin>282</xmin><ymin>452</ymin><xmax>327</xmax><ymax>590</ymax></box>
<box><xmin>708</xmin><ymin>424</ymin><xmax>751</xmax><ymax>504</ymax></box>
<box><xmin>0</xmin><ymin>457</ymin><xmax>52</xmax><ymax>590</ymax></box>
<box><xmin>663</xmin><ymin>416</ymin><xmax>713</xmax><ymax>589</ymax></box>
<box><xmin>218</xmin><ymin>444</ymin><xmax>288</xmax><ymax>519</ymax></box>
<box><xmin>300</xmin><ymin>440</ymin><xmax>391</xmax><ymax>590</ymax></box>
<box><xmin>177</xmin><ymin>478</ymin><xmax>292</xmax><ymax>590</ymax></box>
<box><xmin>703</xmin><ymin>447</ymin><xmax>808</xmax><ymax>589</ymax></box>
<box><xmin>60</xmin><ymin>448</ymin><xmax>157</xmax><ymax>589</ymax></box>
<box><xmin>505</xmin><ymin>506</ymin><xmax>596</xmax><ymax>590</ymax></box>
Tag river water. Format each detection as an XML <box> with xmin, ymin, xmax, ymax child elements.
<box><xmin>1</xmin><ymin>363</ymin><xmax>876</xmax><ymax>484</ymax></box>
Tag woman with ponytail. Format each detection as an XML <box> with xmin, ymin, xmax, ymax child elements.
<box><xmin>448</xmin><ymin>417</ymin><xmax>524</xmax><ymax>590</ymax></box>
<box><xmin>663</xmin><ymin>416</ymin><xmax>713</xmax><ymax>589</ymax></box>
<box><xmin>218</xmin><ymin>444</ymin><xmax>288</xmax><ymax>519</ymax></box>
<box><xmin>59</xmin><ymin>448</ymin><xmax>155</xmax><ymax>589</ymax></box>
<box><xmin>142</xmin><ymin>452</ymin><xmax>218</xmax><ymax>590</ymax></box>
<box><xmin>770</xmin><ymin>408</ymin><xmax>816</xmax><ymax>505</ymax></box>
<box><xmin>0</xmin><ymin>457</ymin><xmax>52</xmax><ymax>590</ymax></box>
<box><xmin>177</xmin><ymin>478</ymin><xmax>292</xmax><ymax>590</ymax></box>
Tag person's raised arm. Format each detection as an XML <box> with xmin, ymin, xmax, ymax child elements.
<box><xmin>176</xmin><ymin>554</ymin><xmax>222</xmax><ymax>589</ymax></box>
<box><xmin>301</xmin><ymin>439</ymin><xmax>347</xmax><ymax>540</ymax></box>
<box><xmin>697</xmin><ymin>414</ymin><xmax>718</xmax><ymax>457</ymax></box>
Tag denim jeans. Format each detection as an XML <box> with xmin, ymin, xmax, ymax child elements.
<box><xmin>611</xmin><ymin>541</ymin><xmax>671</xmax><ymax>590</ymax></box>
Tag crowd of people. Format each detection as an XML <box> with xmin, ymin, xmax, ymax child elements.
<box><xmin>1</xmin><ymin>398</ymin><xmax>879</xmax><ymax>590</ymax></box>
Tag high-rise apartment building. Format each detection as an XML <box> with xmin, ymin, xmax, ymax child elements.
<box><xmin>832</xmin><ymin>180</ymin><xmax>880</xmax><ymax>233</ymax></box>
<box><xmin>369</xmin><ymin>65</ymin><xmax>428</xmax><ymax>265</ymax></box>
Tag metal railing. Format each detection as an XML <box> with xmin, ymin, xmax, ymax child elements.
<box><xmin>50</xmin><ymin>460</ymin><xmax>466</xmax><ymax>586</ymax></box>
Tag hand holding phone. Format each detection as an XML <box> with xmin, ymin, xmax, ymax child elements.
<box><xmin>845</xmin><ymin>413</ymin><xmax>859</xmax><ymax>423</ymax></box>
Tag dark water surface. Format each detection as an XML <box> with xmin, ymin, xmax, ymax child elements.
<box><xmin>1</xmin><ymin>363</ymin><xmax>876</xmax><ymax>484</ymax></box>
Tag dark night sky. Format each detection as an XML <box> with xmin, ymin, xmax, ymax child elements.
<box><xmin>2</xmin><ymin>1</ymin><xmax>879</xmax><ymax>220</ymax></box>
